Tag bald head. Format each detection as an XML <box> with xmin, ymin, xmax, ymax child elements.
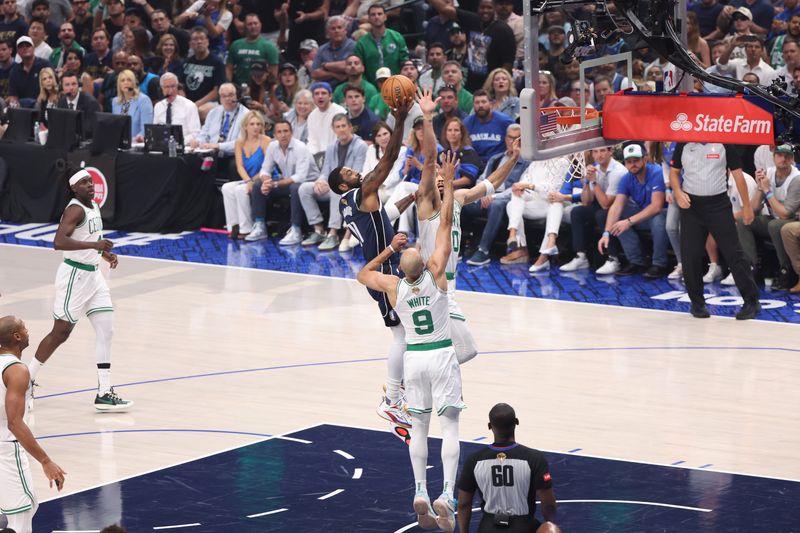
<box><xmin>537</xmin><ymin>522</ymin><xmax>562</xmax><ymax>533</ymax></box>
<box><xmin>488</xmin><ymin>403</ymin><xmax>518</xmax><ymax>439</ymax></box>
<box><xmin>0</xmin><ymin>315</ymin><xmax>25</xmax><ymax>348</ymax></box>
<box><xmin>399</xmin><ymin>248</ymin><xmax>424</xmax><ymax>281</ymax></box>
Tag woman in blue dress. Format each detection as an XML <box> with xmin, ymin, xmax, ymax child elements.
<box><xmin>111</xmin><ymin>69</ymin><xmax>153</xmax><ymax>142</ymax></box>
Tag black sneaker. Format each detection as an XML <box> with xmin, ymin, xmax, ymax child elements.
<box><xmin>644</xmin><ymin>265</ymin><xmax>670</xmax><ymax>279</ymax></box>
<box><xmin>735</xmin><ymin>300</ymin><xmax>762</xmax><ymax>320</ymax></box>
<box><xmin>95</xmin><ymin>388</ymin><xmax>134</xmax><ymax>412</ymax></box>
<box><xmin>771</xmin><ymin>269</ymin><xmax>798</xmax><ymax>291</ymax></box>
<box><xmin>615</xmin><ymin>263</ymin><xmax>647</xmax><ymax>276</ymax></box>
<box><xmin>466</xmin><ymin>249</ymin><xmax>491</xmax><ymax>266</ymax></box>
<box><xmin>690</xmin><ymin>304</ymin><xmax>710</xmax><ymax>318</ymax></box>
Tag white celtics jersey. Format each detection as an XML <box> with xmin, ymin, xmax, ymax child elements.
<box><xmin>418</xmin><ymin>200</ymin><xmax>461</xmax><ymax>293</ymax></box>
<box><xmin>63</xmin><ymin>199</ymin><xmax>103</xmax><ymax>266</ymax></box>
<box><xmin>395</xmin><ymin>270</ymin><xmax>451</xmax><ymax>346</ymax></box>
<box><xmin>0</xmin><ymin>355</ymin><xmax>26</xmax><ymax>442</ymax></box>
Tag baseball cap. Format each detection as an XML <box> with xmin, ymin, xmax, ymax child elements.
<box><xmin>280</xmin><ymin>62</ymin><xmax>298</xmax><ymax>72</ymax></box>
<box><xmin>555</xmin><ymin>96</ymin><xmax>577</xmax><ymax>107</ymax></box>
<box><xmin>310</xmin><ymin>81</ymin><xmax>332</xmax><ymax>94</ymax></box>
<box><xmin>250</xmin><ymin>61</ymin><xmax>266</xmax><ymax>72</ymax></box>
<box><xmin>375</xmin><ymin>67</ymin><xmax>392</xmax><ymax>80</ymax></box>
<box><xmin>448</xmin><ymin>21</ymin><xmax>464</xmax><ymax>34</ymax></box>
<box><xmin>16</xmin><ymin>36</ymin><xmax>33</xmax><ymax>47</ymax></box>
<box><xmin>299</xmin><ymin>39</ymin><xmax>319</xmax><ymax>51</ymax></box>
<box><xmin>623</xmin><ymin>144</ymin><xmax>645</xmax><ymax>160</ymax></box>
<box><xmin>775</xmin><ymin>144</ymin><xmax>795</xmax><ymax>155</ymax></box>
<box><xmin>733</xmin><ymin>6</ymin><xmax>752</xmax><ymax>20</ymax></box>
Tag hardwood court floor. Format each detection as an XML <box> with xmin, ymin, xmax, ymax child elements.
<box><xmin>1</xmin><ymin>243</ymin><xmax>799</xmax><ymax>507</ymax></box>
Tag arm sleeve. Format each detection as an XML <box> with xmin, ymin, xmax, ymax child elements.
<box><xmin>531</xmin><ymin>453</ymin><xmax>553</xmax><ymax>491</ymax></box>
<box><xmin>723</xmin><ymin>144</ymin><xmax>743</xmax><ymax>171</ymax></box>
<box><xmin>186</xmin><ymin>103</ymin><xmax>202</xmax><ymax>142</ymax></box>
<box><xmin>670</xmin><ymin>142</ymin><xmax>685</xmax><ymax>170</ymax></box>
<box><xmin>260</xmin><ymin>145</ymin><xmax>275</xmax><ymax>176</ymax></box>
<box><xmin>290</xmin><ymin>148</ymin><xmax>312</xmax><ymax>183</ymax></box>
<box><xmin>198</xmin><ymin>110</ymin><xmax>214</xmax><ymax>143</ymax></box>
<box><xmin>783</xmin><ymin>179</ymin><xmax>800</xmax><ymax>216</ymax></box>
<box><xmin>351</xmin><ymin>140</ymin><xmax>368</xmax><ymax>173</ymax></box>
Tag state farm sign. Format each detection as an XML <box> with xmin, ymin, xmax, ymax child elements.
<box><xmin>603</xmin><ymin>93</ymin><xmax>775</xmax><ymax>145</ymax></box>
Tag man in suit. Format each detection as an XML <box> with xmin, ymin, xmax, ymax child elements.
<box><xmin>57</xmin><ymin>70</ymin><xmax>100</xmax><ymax>138</ymax></box>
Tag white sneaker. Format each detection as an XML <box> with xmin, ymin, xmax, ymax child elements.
<box><xmin>278</xmin><ymin>227</ymin><xmax>302</xmax><ymax>245</ymax></box>
<box><xmin>596</xmin><ymin>257</ymin><xmax>620</xmax><ymax>275</ymax></box>
<box><xmin>529</xmin><ymin>259</ymin><xmax>550</xmax><ymax>273</ymax></box>
<box><xmin>703</xmin><ymin>263</ymin><xmax>723</xmax><ymax>283</ymax></box>
<box><xmin>560</xmin><ymin>253</ymin><xmax>590</xmax><ymax>272</ymax></box>
<box><xmin>668</xmin><ymin>263</ymin><xmax>683</xmax><ymax>280</ymax></box>
<box><xmin>413</xmin><ymin>492</ymin><xmax>438</xmax><ymax>530</ymax></box>
<box><xmin>348</xmin><ymin>234</ymin><xmax>360</xmax><ymax>248</ymax></box>
<box><xmin>244</xmin><ymin>222</ymin><xmax>268</xmax><ymax>241</ymax></box>
<box><xmin>433</xmin><ymin>494</ymin><xmax>457</xmax><ymax>533</ymax></box>
<box><xmin>721</xmin><ymin>272</ymin><xmax>735</xmax><ymax>286</ymax></box>
<box><xmin>338</xmin><ymin>238</ymin><xmax>352</xmax><ymax>253</ymax></box>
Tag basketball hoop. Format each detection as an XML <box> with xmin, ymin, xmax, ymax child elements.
<box><xmin>538</xmin><ymin>106</ymin><xmax>595</xmax><ymax>188</ymax></box>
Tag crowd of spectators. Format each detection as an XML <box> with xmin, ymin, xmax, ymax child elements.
<box><xmin>0</xmin><ymin>0</ymin><xmax>798</xmax><ymax>291</ymax></box>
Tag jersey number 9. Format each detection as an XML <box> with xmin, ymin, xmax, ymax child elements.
<box><xmin>411</xmin><ymin>310</ymin><xmax>434</xmax><ymax>335</ymax></box>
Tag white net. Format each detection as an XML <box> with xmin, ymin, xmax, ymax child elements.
<box><xmin>539</xmin><ymin>107</ymin><xmax>589</xmax><ymax>193</ymax></box>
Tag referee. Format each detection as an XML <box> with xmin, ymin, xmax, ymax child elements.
<box><xmin>457</xmin><ymin>404</ymin><xmax>557</xmax><ymax>533</ymax></box>
<box><xmin>669</xmin><ymin>143</ymin><xmax>761</xmax><ymax>320</ymax></box>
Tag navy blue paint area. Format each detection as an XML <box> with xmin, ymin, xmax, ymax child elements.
<box><xmin>34</xmin><ymin>425</ymin><xmax>800</xmax><ymax>532</ymax></box>
<box><xmin>2</xmin><ymin>224</ymin><xmax>799</xmax><ymax>322</ymax></box>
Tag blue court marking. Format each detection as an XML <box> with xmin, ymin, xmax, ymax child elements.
<box><xmin>35</xmin><ymin>345</ymin><xmax>800</xmax><ymax>401</ymax></box>
<box><xmin>568</xmin><ymin>448</ymin><xmax>583</xmax><ymax>453</ymax></box>
<box><xmin>33</xmin><ymin>424</ymin><xmax>800</xmax><ymax>532</ymax></box>
<box><xmin>37</xmin><ymin>429</ymin><xmax>273</xmax><ymax>441</ymax></box>
<box><xmin>672</xmin><ymin>460</ymin><xmax>686</xmax><ymax>466</ymax></box>
<box><xmin>3</xmin><ymin>229</ymin><xmax>799</xmax><ymax>323</ymax></box>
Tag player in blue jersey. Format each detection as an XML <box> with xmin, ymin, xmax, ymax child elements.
<box><xmin>327</xmin><ymin>95</ymin><xmax>414</xmax><ymax>442</ymax></box>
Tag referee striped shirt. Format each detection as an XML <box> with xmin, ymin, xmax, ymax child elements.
<box><xmin>458</xmin><ymin>443</ymin><xmax>552</xmax><ymax>516</ymax></box>
<box><xmin>670</xmin><ymin>143</ymin><xmax>743</xmax><ymax>196</ymax></box>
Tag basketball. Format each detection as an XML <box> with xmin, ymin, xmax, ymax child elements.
<box><xmin>381</xmin><ymin>75</ymin><xmax>416</xmax><ymax>109</ymax></box>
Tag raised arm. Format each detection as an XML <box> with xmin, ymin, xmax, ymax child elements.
<box><xmin>456</xmin><ymin>138</ymin><xmax>520</xmax><ymax>205</ymax></box>
<box><xmin>360</xmin><ymin>97</ymin><xmax>413</xmax><ymax>211</ymax></box>
<box><xmin>356</xmin><ymin>233</ymin><xmax>407</xmax><ymax>307</ymax></box>
<box><xmin>416</xmin><ymin>86</ymin><xmax>442</xmax><ymax>220</ymax></box>
<box><xmin>427</xmin><ymin>152</ymin><xmax>455</xmax><ymax>289</ymax></box>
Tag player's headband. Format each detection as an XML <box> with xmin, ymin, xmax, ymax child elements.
<box><xmin>68</xmin><ymin>169</ymin><xmax>91</xmax><ymax>187</ymax></box>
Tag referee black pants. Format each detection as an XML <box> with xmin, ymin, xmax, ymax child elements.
<box><xmin>680</xmin><ymin>193</ymin><xmax>759</xmax><ymax>307</ymax></box>
<box><xmin>479</xmin><ymin>513</ymin><xmax>540</xmax><ymax>532</ymax></box>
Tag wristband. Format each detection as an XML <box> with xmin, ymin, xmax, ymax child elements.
<box><xmin>388</xmin><ymin>244</ymin><xmax>396</xmax><ymax>253</ymax></box>
<box><xmin>666</xmin><ymin>187</ymin><xmax>672</xmax><ymax>193</ymax></box>
<box><xmin>765</xmin><ymin>191</ymin><xmax>774</xmax><ymax>201</ymax></box>
<box><xmin>602</xmin><ymin>231</ymin><xmax>610</xmax><ymax>237</ymax></box>
<box><xmin>483</xmin><ymin>180</ymin><xmax>495</xmax><ymax>196</ymax></box>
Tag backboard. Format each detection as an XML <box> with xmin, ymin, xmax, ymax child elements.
<box><xmin>520</xmin><ymin>0</ymin><xmax>688</xmax><ymax>161</ymax></box>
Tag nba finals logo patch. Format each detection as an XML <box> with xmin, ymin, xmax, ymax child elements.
<box><xmin>412</xmin><ymin>287</ymin><xmax>420</xmax><ymax>295</ymax></box>
<box><xmin>85</xmin><ymin>167</ymin><xmax>108</xmax><ymax>207</ymax></box>
<box><xmin>496</xmin><ymin>452</ymin><xmax>507</xmax><ymax>461</ymax></box>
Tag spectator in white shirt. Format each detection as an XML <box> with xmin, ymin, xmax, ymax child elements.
<box><xmin>717</xmin><ymin>34</ymin><xmax>776</xmax><ymax>84</ymax></box>
<box><xmin>152</xmin><ymin>72</ymin><xmax>201</xmax><ymax>143</ymax></box>
<box><xmin>25</xmin><ymin>17</ymin><xmax>53</xmax><ymax>61</ymax></box>
<box><xmin>305</xmin><ymin>81</ymin><xmax>346</xmax><ymax>156</ymax></box>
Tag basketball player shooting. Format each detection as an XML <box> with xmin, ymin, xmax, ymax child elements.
<box><xmin>326</xmin><ymin>95</ymin><xmax>414</xmax><ymax>441</ymax></box>
<box><xmin>357</xmin><ymin>151</ymin><xmax>464</xmax><ymax>533</ymax></box>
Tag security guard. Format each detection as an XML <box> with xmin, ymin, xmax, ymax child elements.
<box><xmin>457</xmin><ymin>403</ymin><xmax>557</xmax><ymax>533</ymax></box>
<box><xmin>669</xmin><ymin>142</ymin><xmax>761</xmax><ymax>320</ymax></box>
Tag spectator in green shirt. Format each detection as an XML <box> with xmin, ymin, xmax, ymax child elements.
<box><xmin>332</xmin><ymin>54</ymin><xmax>379</xmax><ymax>105</ymax></box>
<box><xmin>443</xmin><ymin>60</ymin><xmax>473</xmax><ymax>115</ymax></box>
<box><xmin>226</xmin><ymin>13</ymin><xmax>278</xmax><ymax>85</ymax></box>
<box><xmin>354</xmin><ymin>4</ymin><xmax>409</xmax><ymax>85</ymax></box>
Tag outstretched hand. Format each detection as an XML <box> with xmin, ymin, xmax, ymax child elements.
<box><xmin>440</xmin><ymin>150</ymin><xmax>460</xmax><ymax>184</ymax></box>
<box><xmin>415</xmin><ymin>86</ymin><xmax>440</xmax><ymax>115</ymax></box>
<box><xmin>391</xmin><ymin>96</ymin><xmax>414</xmax><ymax>117</ymax></box>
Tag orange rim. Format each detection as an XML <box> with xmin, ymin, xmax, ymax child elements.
<box><xmin>540</xmin><ymin>106</ymin><xmax>600</xmax><ymax>125</ymax></box>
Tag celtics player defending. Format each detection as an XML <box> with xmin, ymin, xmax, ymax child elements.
<box><xmin>1</xmin><ymin>316</ymin><xmax>66</xmax><ymax>533</ymax></box>
<box><xmin>29</xmin><ymin>166</ymin><xmax>133</xmax><ymax>411</ymax></box>
<box><xmin>415</xmin><ymin>88</ymin><xmax>521</xmax><ymax>364</ymax></box>
<box><xmin>357</xmin><ymin>156</ymin><xmax>463</xmax><ymax>532</ymax></box>
<box><xmin>327</xmin><ymin>97</ymin><xmax>414</xmax><ymax>440</ymax></box>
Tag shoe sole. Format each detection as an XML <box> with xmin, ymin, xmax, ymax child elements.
<box><xmin>376</xmin><ymin>406</ymin><xmax>412</xmax><ymax>428</ymax></box>
<box><xmin>466</xmin><ymin>259</ymin><xmax>491</xmax><ymax>266</ymax></box>
<box><xmin>413</xmin><ymin>499</ymin><xmax>438</xmax><ymax>529</ymax></box>
<box><xmin>95</xmin><ymin>401</ymin><xmax>134</xmax><ymax>412</ymax></box>
<box><xmin>432</xmin><ymin>500</ymin><xmax>455</xmax><ymax>533</ymax></box>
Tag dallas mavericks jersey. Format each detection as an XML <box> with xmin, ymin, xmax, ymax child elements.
<box><xmin>63</xmin><ymin>199</ymin><xmax>103</xmax><ymax>265</ymax></box>
<box><xmin>341</xmin><ymin>188</ymin><xmax>396</xmax><ymax>264</ymax></box>
<box><xmin>395</xmin><ymin>270</ymin><xmax>451</xmax><ymax>345</ymax></box>
<box><xmin>418</xmin><ymin>200</ymin><xmax>461</xmax><ymax>293</ymax></box>
<box><xmin>0</xmin><ymin>355</ymin><xmax>26</xmax><ymax>442</ymax></box>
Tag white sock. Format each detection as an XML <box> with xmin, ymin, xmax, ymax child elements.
<box><xmin>386</xmin><ymin>325</ymin><xmax>405</xmax><ymax>403</ymax></box>
<box><xmin>89</xmin><ymin>312</ymin><xmax>114</xmax><ymax>395</ymax></box>
<box><xmin>439</xmin><ymin>408</ymin><xmax>460</xmax><ymax>499</ymax></box>
<box><xmin>28</xmin><ymin>359</ymin><xmax>44</xmax><ymax>382</ymax></box>
<box><xmin>409</xmin><ymin>412</ymin><xmax>431</xmax><ymax>485</ymax></box>
<box><xmin>451</xmin><ymin>320</ymin><xmax>478</xmax><ymax>365</ymax></box>
<box><xmin>97</xmin><ymin>368</ymin><xmax>111</xmax><ymax>395</ymax></box>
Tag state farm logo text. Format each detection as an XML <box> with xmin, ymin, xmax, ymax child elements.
<box><xmin>670</xmin><ymin>112</ymin><xmax>771</xmax><ymax>135</ymax></box>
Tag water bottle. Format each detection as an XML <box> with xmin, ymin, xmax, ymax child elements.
<box><xmin>33</xmin><ymin>121</ymin><xmax>40</xmax><ymax>144</ymax></box>
<box><xmin>168</xmin><ymin>135</ymin><xmax>177</xmax><ymax>158</ymax></box>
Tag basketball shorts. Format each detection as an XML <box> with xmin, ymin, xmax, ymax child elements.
<box><xmin>52</xmin><ymin>260</ymin><xmax>113</xmax><ymax>324</ymax></box>
<box><xmin>0</xmin><ymin>441</ymin><xmax>37</xmax><ymax>521</ymax></box>
<box><xmin>403</xmin><ymin>343</ymin><xmax>466</xmax><ymax>416</ymax></box>
<box><xmin>366</xmin><ymin>259</ymin><xmax>401</xmax><ymax>327</ymax></box>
